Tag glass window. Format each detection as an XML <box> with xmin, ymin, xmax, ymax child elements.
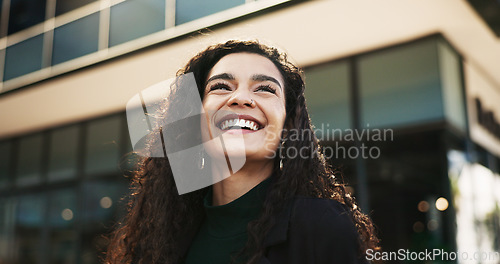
<box><xmin>8</xmin><ymin>0</ymin><xmax>46</xmax><ymax>35</ymax></box>
<box><xmin>84</xmin><ymin>115</ymin><xmax>122</xmax><ymax>176</ymax></box>
<box><xmin>359</xmin><ymin>39</ymin><xmax>443</xmax><ymax>128</ymax></box>
<box><xmin>16</xmin><ymin>133</ymin><xmax>44</xmax><ymax>186</ymax></box>
<box><xmin>475</xmin><ymin>144</ymin><xmax>489</xmax><ymax>168</ymax></box>
<box><xmin>0</xmin><ymin>198</ymin><xmax>16</xmax><ymax>261</ymax></box>
<box><xmin>365</xmin><ymin>130</ymin><xmax>450</xmax><ymax>252</ymax></box>
<box><xmin>109</xmin><ymin>0</ymin><xmax>165</xmax><ymax>47</ymax></box>
<box><xmin>175</xmin><ymin>0</ymin><xmax>245</xmax><ymax>25</ymax></box>
<box><xmin>438</xmin><ymin>40</ymin><xmax>467</xmax><ymax>132</ymax></box>
<box><xmin>15</xmin><ymin>193</ymin><xmax>47</xmax><ymax>263</ymax></box>
<box><xmin>52</xmin><ymin>12</ymin><xmax>99</xmax><ymax>65</ymax></box>
<box><xmin>0</xmin><ymin>141</ymin><xmax>12</xmax><ymax>188</ymax></box>
<box><xmin>81</xmin><ymin>180</ymin><xmax>128</xmax><ymax>263</ymax></box>
<box><xmin>48</xmin><ymin>188</ymin><xmax>78</xmax><ymax>263</ymax></box>
<box><xmin>56</xmin><ymin>0</ymin><xmax>98</xmax><ymax>16</ymax></box>
<box><xmin>48</xmin><ymin>125</ymin><xmax>80</xmax><ymax>181</ymax></box>
<box><xmin>48</xmin><ymin>188</ymin><xmax>77</xmax><ymax>228</ymax></box>
<box><xmin>3</xmin><ymin>34</ymin><xmax>44</xmax><ymax>81</ymax></box>
<box><xmin>305</xmin><ymin>60</ymin><xmax>351</xmax><ymax>140</ymax></box>
<box><xmin>82</xmin><ymin>180</ymin><xmax>128</xmax><ymax>228</ymax></box>
<box><xmin>121</xmin><ymin>127</ymin><xmax>141</xmax><ymax>175</ymax></box>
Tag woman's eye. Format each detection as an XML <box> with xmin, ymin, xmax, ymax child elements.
<box><xmin>256</xmin><ymin>84</ymin><xmax>276</xmax><ymax>94</ymax></box>
<box><xmin>208</xmin><ymin>83</ymin><xmax>231</xmax><ymax>91</ymax></box>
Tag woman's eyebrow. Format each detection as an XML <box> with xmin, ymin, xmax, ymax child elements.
<box><xmin>251</xmin><ymin>74</ymin><xmax>282</xmax><ymax>89</ymax></box>
<box><xmin>206</xmin><ymin>73</ymin><xmax>234</xmax><ymax>84</ymax></box>
<box><xmin>206</xmin><ymin>73</ymin><xmax>282</xmax><ymax>89</ymax></box>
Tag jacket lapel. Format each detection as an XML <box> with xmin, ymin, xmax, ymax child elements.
<box><xmin>258</xmin><ymin>198</ymin><xmax>294</xmax><ymax>263</ymax></box>
<box><xmin>263</xmin><ymin>198</ymin><xmax>294</xmax><ymax>247</ymax></box>
<box><xmin>257</xmin><ymin>257</ymin><xmax>272</xmax><ymax>264</ymax></box>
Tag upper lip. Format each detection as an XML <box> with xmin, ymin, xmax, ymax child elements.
<box><xmin>215</xmin><ymin>113</ymin><xmax>263</xmax><ymax>129</ymax></box>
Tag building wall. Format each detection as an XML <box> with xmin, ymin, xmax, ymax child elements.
<box><xmin>1</xmin><ymin>0</ymin><xmax>499</xmax><ymax>140</ymax></box>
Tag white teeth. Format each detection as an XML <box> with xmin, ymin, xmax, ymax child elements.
<box><xmin>219</xmin><ymin>118</ymin><xmax>260</xmax><ymax>131</ymax></box>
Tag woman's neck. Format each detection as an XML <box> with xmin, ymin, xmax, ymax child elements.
<box><xmin>210</xmin><ymin>161</ymin><xmax>274</xmax><ymax>206</ymax></box>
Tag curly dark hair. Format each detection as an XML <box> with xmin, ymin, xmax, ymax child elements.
<box><xmin>105</xmin><ymin>40</ymin><xmax>379</xmax><ymax>264</ymax></box>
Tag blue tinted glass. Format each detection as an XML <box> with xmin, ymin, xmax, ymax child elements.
<box><xmin>85</xmin><ymin>115</ymin><xmax>122</xmax><ymax>176</ymax></box>
<box><xmin>16</xmin><ymin>134</ymin><xmax>44</xmax><ymax>186</ymax></box>
<box><xmin>15</xmin><ymin>193</ymin><xmax>46</xmax><ymax>262</ymax></box>
<box><xmin>17</xmin><ymin>194</ymin><xmax>46</xmax><ymax>227</ymax></box>
<box><xmin>48</xmin><ymin>125</ymin><xmax>80</xmax><ymax>181</ymax></box>
<box><xmin>52</xmin><ymin>13</ymin><xmax>99</xmax><ymax>65</ymax></box>
<box><xmin>438</xmin><ymin>41</ymin><xmax>466</xmax><ymax>132</ymax></box>
<box><xmin>0</xmin><ymin>199</ymin><xmax>15</xmax><ymax>244</ymax></box>
<box><xmin>109</xmin><ymin>0</ymin><xmax>165</xmax><ymax>47</ymax></box>
<box><xmin>359</xmin><ymin>39</ymin><xmax>443</xmax><ymax>128</ymax></box>
<box><xmin>0</xmin><ymin>141</ymin><xmax>12</xmax><ymax>188</ymax></box>
<box><xmin>4</xmin><ymin>35</ymin><xmax>44</xmax><ymax>81</ymax></box>
<box><xmin>80</xmin><ymin>180</ymin><xmax>128</xmax><ymax>263</ymax></box>
<box><xmin>8</xmin><ymin>0</ymin><xmax>46</xmax><ymax>34</ymax></box>
<box><xmin>49</xmin><ymin>189</ymin><xmax>77</xmax><ymax>228</ymax></box>
<box><xmin>56</xmin><ymin>0</ymin><xmax>97</xmax><ymax>16</ymax></box>
<box><xmin>175</xmin><ymin>0</ymin><xmax>245</xmax><ymax>25</ymax></box>
<box><xmin>305</xmin><ymin>61</ymin><xmax>351</xmax><ymax>138</ymax></box>
<box><xmin>81</xmin><ymin>180</ymin><xmax>128</xmax><ymax>229</ymax></box>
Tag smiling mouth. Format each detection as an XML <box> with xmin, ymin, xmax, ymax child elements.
<box><xmin>218</xmin><ymin>118</ymin><xmax>262</xmax><ymax>131</ymax></box>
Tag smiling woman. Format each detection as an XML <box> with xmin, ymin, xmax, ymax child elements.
<box><xmin>201</xmin><ymin>53</ymin><xmax>287</xmax><ymax>201</ymax></box>
<box><xmin>105</xmin><ymin>40</ymin><xmax>379</xmax><ymax>264</ymax></box>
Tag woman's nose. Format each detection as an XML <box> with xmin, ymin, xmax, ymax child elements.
<box><xmin>227</xmin><ymin>88</ymin><xmax>255</xmax><ymax>108</ymax></box>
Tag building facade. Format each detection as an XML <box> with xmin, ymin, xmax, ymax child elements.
<box><xmin>0</xmin><ymin>0</ymin><xmax>499</xmax><ymax>263</ymax></box>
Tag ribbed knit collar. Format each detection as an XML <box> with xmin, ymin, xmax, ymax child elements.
<box><xmin>203</xmin><ymin>176</ymin><xmax>273</xmax><ymax>238</ymax></box>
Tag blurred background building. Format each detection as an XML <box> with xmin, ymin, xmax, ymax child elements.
<box><xmin>0</xmin><ymin>0</ymin><xmax>499</xmax><ymax>263</ymax></box>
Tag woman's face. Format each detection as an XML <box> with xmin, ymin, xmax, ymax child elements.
<box><xmin>201</xmin><ymin>52</ymin><xmax>286</xmax><ymax>165</ymax></box>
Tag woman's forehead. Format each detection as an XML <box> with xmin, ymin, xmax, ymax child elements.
<box><xmin>207</xmin><ymin>53</ymin><xmax>284</xmax><ymax>85</ymax></box>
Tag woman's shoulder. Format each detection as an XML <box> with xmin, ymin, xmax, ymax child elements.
<box><xmin>285</xmin><ymin>196</ymin><xmax>364</xmax><ymax>263</ymax></box>
<box><xmin>288</xmin><ymin>196</ymin><xmax>358</xmax><ymax>240</ymax></box>
<box><xmin>290</xmin><ymin>196</ymin><xmax>352</xmax><ymax>222</ymax></box>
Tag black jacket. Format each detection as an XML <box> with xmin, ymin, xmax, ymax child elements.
<box><xmin>178</xmin><ymin>196</ymin><xmax>367</xmax><ymax>264</ymax></box>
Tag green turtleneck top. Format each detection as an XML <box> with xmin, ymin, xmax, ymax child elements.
<box><xmin>184</xmin><ymin>176</ymin><xmax>272</xmax><ymax>264</ymax></box>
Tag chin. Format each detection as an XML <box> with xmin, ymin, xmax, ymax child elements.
<box><xmin>203</xmin><ymin>141</ymin><xmax>244</xmax><ymax>158</ymax></box>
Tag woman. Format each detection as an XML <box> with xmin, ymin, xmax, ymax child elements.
<box><xmin>106</xmin><ymin>40</ymin><xmax>379</xmax><ymax>264</ymax></box>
